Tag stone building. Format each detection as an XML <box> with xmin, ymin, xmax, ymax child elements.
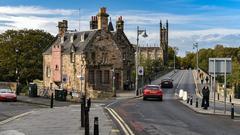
<box><xmin>138</xmin><ymin>20</ymin><xmax>168</xmax><ymax>64</ymax></box>
<box><xmin>139</xmin><ymin>45</ymin><xmax>163</xmax><ymax>61</ymax></box>
<box><xmin>42</xmin><ymin>7</ymin><xmax>135</xmax><ymax>98</ymax></box>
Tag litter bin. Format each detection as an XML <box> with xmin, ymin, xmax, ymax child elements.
<box><xmin>29</xmin><ymin>83</ymin><xmax>38</xmax><ymax>97</ymax></box>
<box><xmin>55</xmin><ymin>89</ymin><xmax>67</xmax><ymax>101</ymax></box>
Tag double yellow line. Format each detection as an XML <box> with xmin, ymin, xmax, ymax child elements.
<box><xmin>105</xmin><ymin>103</ymin><xmax>135</xmax><ymax>135</ymax></box>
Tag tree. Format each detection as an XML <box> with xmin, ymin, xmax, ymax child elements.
<box><xmin>0</xmin><ymin>29</ymin><xmax>55</xmax><ymax>84</ymax></box>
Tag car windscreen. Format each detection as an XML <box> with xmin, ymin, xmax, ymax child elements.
<box><xmin>145</xmin><ymin>86</ymin><xmax>160</xmax><ymax>90</ymax></box>
<box><xmin>0</xmin><ymin>89</ymin><xmax>12</xmax><ymax>93</ymax></box>
<box><xmin>161</xmin><ymin>79</ymin><xmax>171</xmax><ymax>82</ymax></box>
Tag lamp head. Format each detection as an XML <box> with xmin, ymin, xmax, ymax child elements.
<box><xmin>142</xmin><ymin>31</ymin><xmax>148</xmax><ymax>38</ymax></box>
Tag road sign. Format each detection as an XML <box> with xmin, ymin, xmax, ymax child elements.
<box><xmin>138</xmin><ymin>66</ymin><xmax>144</xmax><ymax>75</ymax></box>
<box><xmin>209</xmin><ymin>58</ymin><xmax>232</xmax><ymax>75</ymax></box>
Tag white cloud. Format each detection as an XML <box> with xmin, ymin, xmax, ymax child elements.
<box><xmin>0</xmin><ymin>6</ymin><xmax>239</xmax><ymax>57</ymax></box>
<box><xmin>0</xmin><ymin>6</ymin><xmax>76</xmax><ymax>16</ymax></box>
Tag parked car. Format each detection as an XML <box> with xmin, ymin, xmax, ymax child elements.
<box><xmin>143</xmin><ymin>85</ymin><xmax>163</xmax><ymax>101</ymax></box>
<box><xmin>160</xmin><ymin>78</ymin><xmax>173</xmax><ymax>88</ymax></box>
<box><xmin>0</xmin><ymin>88</ymin><xmax>17</xmax><ymax>101</ymax></box>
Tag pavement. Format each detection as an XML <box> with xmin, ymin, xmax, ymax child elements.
<box><xmin>0</xmin><ymin>103</ymin><xmax>117</xmax><ymax>135</ymax></box>
<box><xmin>177</xmin><ymin>69</ymin><xmax>240</xmax><ymax>117</ymax></box>
<box><xmin>0</xmin><ymin>89</ymin><xmax>139</xmax><ymax>135</ymax></box>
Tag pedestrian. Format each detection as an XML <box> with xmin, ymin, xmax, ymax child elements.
<box><xmin>148</xmin><ymin>77</ymin><xmax>151</xmax><ymax>84</ymax></box>
<box><xmin>201</xmin><ymin>85</ymin><xmax>210</xmax><ymax>109</ymax></box>
<box><xmin>205</xmin><ymin>76</ymin><xmax>209</xmax><ymax>84</ymax></box>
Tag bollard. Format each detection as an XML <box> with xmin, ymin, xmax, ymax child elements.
<box><xmin>231</xmin><ymin>103</ymin><xmax>234</xmax><ymax>119</ymax></box>
<box><xmin>190</xmin><ymin>96</ymin><xmax>193</xmax><ymax>105</ymax></box>
<box><xmin>85</xmin><ymin>107</ymin><xmax>89</xmax><ymax>135</ymax></box>
<box><xmin>94</xmin><ymin>117</ymin><xmax>99</xmax><ymax>135</ymax></box>
<box><xmin>81</xmin><ymin>95</ymin><xmax>86</xmax><ymax>127</ymax></box>
<box><xmin>217</xmin><ymin>93</ymin><xmax>220</xmax><ymax>100</ymax></box>
<box><xmin>187</xmin><ymin>95</ymin><xmax>190</xmax><ymax>104</ymax></box>
<box><xmin>50</xmin><ymin>93</ymin><xmax>54</xmax><ymax>108</ymax></box>
<box><xmin>196</xmin><ymin>98</ymin><xmax>198</xmax><ymax>108</ymax></box>
<box><xmin>230</xmin><ymin>95</ymin><xmax>232</xmax><ymax>103</ymax></box>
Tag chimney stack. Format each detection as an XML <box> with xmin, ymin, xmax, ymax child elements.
<box><xmin>90</xmin><ymin>16</ymin><xmax>98</xmax><ymax>30</ymax></box>
<box><xmin>58</xmin><ymin>20</ymin><xmax>68</xmax><ymax>36</ymax></box>
<box><xmin>97</xmin><ymin>7</ymin><xmax>109</xmax><ymax>31</ymax></box>
<box><xmin>116</xmin><ymin>16</ymin><xmax>124</xmax><ymax>31</ymax></box>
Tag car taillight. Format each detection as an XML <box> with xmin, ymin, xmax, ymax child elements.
<box><xmin>144</xmin><ymin>90</ymin><xmax>150</xmax><ymax>94</ymax></box>
<box><xmin>157</xmin><ymin>90</ymin><xmax>162</xmax><ymax>94</ymax></box>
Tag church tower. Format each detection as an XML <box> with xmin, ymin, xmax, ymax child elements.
<box><xmin>160</xmin><ymin>20</ymin><xmax>168</xmax><ymax>65</ymax></box>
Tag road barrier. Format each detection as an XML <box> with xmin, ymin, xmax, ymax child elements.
<box><xmin>179</xmin><ymin>89</ymin><xmax>184</xmax><ymax>99</ymax></box>
<box><xmin>183</xmin><ymin>91</ymin><xmax>187</xmax><ymax>101</ymax></box>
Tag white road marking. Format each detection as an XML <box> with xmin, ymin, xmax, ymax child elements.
<box><xmin>0</xmin><ymin>130</ymin><xmax>25</xmax><ymax>135</ymax></box>
<box><xmin>106</xmin><ymin>100</ymin><xmax>119</xmax><ymax>108</ymax></box>
<box><xmin>0</xmin><ymin>111</ymin><xmax>32</xmax><ymax>125</ymax></box>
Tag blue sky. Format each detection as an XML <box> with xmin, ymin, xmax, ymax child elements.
<box><xmin>1</xmin><ymin>0</ymin><xmax>240</xmax><ymax>56</ymax></box>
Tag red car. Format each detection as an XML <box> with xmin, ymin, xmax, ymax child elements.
<box><xmin>0</xmin><ymin>88</ymin><xmax>17</xmax><ymax>101</ymax></box>
<box><xmin>143</xmin><ymin>85</ymin><xmax>163</xmax><ymax>101</ymax></box>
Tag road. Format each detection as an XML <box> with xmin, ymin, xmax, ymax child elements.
<box><xmin>0</xmin><ymin>102</ymin><xmax>43</xmax><ymax>122</ymax></box>
<box><xmin>110</xmin><ymin>70</ymin><xmax>240</xmax><ymax>135</ymax></box>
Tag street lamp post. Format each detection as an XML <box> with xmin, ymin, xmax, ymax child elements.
<box><xmin>112</xmin><ymin>68</ymin><xmax>116</xmax><ymax>97</ymax></box>
<box><xmin>78</xmin><ymin>54</ymin><xmax>86</xmax><ymax>97</ymax></box>
<box><xmin>173</xmin><ymin>47</ymin><xmax>179</xmax><ymax>72</ymax></box>
<box><xmin>135</xmin><ymin>26</ymin><xmax>148</xmax><ymax>96</ymax></box>
<box><xmin>193</xmin><ymin>42</ymin><xmax>199</xmax><ymax>70</ymax></box>
<box><xmin>15</xmin><ymin>48</ymin><xmax>20</xmax><ymax>95</ymax></box>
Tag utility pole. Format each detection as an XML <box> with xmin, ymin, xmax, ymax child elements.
<box><xmin>15</xmin><ymin>48</ymin><xmax>20</xmax><ymax>95</ymax></box>
<box><xmin>173</xmin><ymin>47</ymin><xmax>179</xmax><ymax>71</ymax></box>
<box><xmin>112</xmin><ymin>68</ymin><xmax>116</xmax><ymax>97</ymax></box>
<box><xmin>193</xmin><ymin>42</ymin><xmax>199</xmax><ymax>70</ymax></box>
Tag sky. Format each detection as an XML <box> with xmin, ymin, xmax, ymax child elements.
<box><xmin>0</xmin><ymin>0</ymin><xmax>240</xmax><ymax>56</ymax></box>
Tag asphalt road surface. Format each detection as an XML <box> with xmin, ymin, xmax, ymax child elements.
<box><xmin>110</xmin><ymin>70</ymin><xmax>240</xmax><ymax>135</ymax></box>
<box><xmin>0</xmin><ymin>101</ymin><xmax>43</xmax><ymax>122</ymax></box>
